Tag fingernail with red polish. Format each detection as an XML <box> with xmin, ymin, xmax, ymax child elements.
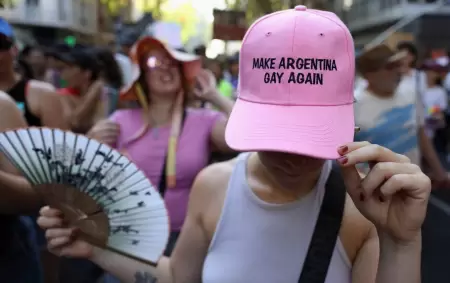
<box><xmin>359</xmin><ymin>193</ymin><xmax>365</xmax><ymax>202</ymax></box>
<box><xmin>337</xmin><ymin>156</ymin><xmax>348</xmax><ymax>165</ymax></box>
<box><xmin>338</xmin><ymin>146</ymin><xmax>348</xmax><ymax>154</ymax></box>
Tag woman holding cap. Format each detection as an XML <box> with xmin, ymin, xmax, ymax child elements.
<box><xmin>86</xmin><ymin>36</ymin><xmax>233</xmax><ymax>257</ymax></box>
<box><xmin>38</xmin><ymin>8</ymin><xmax>429</xmax><ymax>283</ymax></box>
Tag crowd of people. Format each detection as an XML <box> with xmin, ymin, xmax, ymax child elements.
<box><xmin>0</xmin><ymin>4</ymin><xmax>444</xmax><ymax>283</ymax></box>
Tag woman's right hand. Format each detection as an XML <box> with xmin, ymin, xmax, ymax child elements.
<box><xmin>37</xmin><ymin>206</ymin><xmax>94</xmax><ymax>259</ymax></box>
<box><xmin>87</xmin><ymin>119</ymin><xmax>120</xmax><ymax>145</ymax></box>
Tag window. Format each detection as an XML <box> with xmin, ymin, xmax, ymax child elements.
<box><xmin>80</xmin><ymin>0</ymin><xmax>87</xmax><ymax>26</ymax></box>
<box><xmin>0</xmin><ymin>0</ymin><xmax>18</xmax><ymax>9</ymax></box>
<box><xmin>58</xmin><ymin>1</ymin><xmax>66</xmax><ymax>21</ymax></box>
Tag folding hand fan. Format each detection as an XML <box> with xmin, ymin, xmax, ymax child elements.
<box><xmin>0</xmin><ymin>127</ymin><xmax>169</xmax><ymax>264</ymax></box>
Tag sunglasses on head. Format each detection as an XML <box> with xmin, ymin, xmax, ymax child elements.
<box><xmin>0</xmin><ymin>34</ymin><xmax>12</xmax><ymax>51</ymax></box>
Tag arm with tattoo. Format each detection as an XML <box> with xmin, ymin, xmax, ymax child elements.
<box><xmin>134</xmin><ymin>271</ymin><xmax>158</xmax><ymax>283</ymax></box>
<box><xmin>90</xmin><ymin>168</ymin><xmax>218</xmax><ymax>283</ymax></box>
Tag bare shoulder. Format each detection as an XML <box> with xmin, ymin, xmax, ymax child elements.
<box><xmin>0</xmin><ymin>91</ymin><xmax>28</xmax><ymax>130</ymax></box>
<box><xmin>192</xmin><ymin>158</ymin><xmax>238</xmax><ymax>240</ymax></box>
<box><xmin>194</xmin><ymin>158</ymin><xmax>237</xmax><ymax>189</ymax></box>
<box><xmin>0</xmin><ymin>90</ymin><xmax>16</xmax><ymax>105</ymax></box>
<box><xmin>27</xmin><ymin>80</ymin><xmax>56</xmax><ymax>93</ymax></box>
<box><xmin>340</xmin><ymin>193</ymin><xmax>375</xmax><ymax>264</ymax></box>
<box><xmin>191</xmin><ymin>158</ymin><xmax>237</xmax><ymax>203</ymax></box>
<box><xmin>26</xmin><ymin>80</ymin><xmax>60</xmax><ymax>105</ymax></box>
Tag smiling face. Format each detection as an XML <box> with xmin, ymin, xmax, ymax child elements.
<box><xmin>142</xmin><ymin>48</ymin><xmax>182</xmax><ymax>98</ymax></box>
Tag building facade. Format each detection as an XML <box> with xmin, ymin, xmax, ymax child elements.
<box><xmin>334</xmin><ymin>0</ymin><xmax>450</xmax><ymax>52</ymax></box>
<box><xmin>0</xmin><ymin>0</ymin><xmax>98</xmax><ymax>45</ymax></box>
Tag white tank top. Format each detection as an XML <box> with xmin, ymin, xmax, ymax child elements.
<box><xmin>202</xmin><ymin>153</ymin><xmax>352</xmax><ymax>283</ymax></box>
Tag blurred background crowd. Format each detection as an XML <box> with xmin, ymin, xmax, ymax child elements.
<box><xmin>2</xmin><ymin>0</ymin><xmax>450</xmax><ymax>283</ymax></box>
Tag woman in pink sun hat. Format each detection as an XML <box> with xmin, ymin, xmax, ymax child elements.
<box><xmin>39</xmin><ymin>7</ymin><xmax>429</xmax><ymax>283</ymax></box>
<box><xmin>83</xmin><ymin>35</ymin><xmax>235</xmax><ymax>259</ymax></box>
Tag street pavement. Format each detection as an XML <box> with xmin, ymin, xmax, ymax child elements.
<box><xmin>422</xmin><ymin>190</ymin><xmax>450</xmax><ymax>283</ymax></box>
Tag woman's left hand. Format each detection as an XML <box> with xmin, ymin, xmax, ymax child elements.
<box><xmin>192</xmin><ymin>69</ymin><xmax>220</xmax><ymax>102</ymax></box>
<box><xmin>338</xmin><ymin>141</ymin><xmax>431</xmax><ymax>244</ymax></box>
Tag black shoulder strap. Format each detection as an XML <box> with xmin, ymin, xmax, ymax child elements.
<box><xmin>158</xmin><ymin>110</ymin><xmax>188</xmax><ymax>197</ymax></box>
<box><xmin>298</xmin><ymin>162</ymin><xmax>347</xmax><ymax>283</ymax></box>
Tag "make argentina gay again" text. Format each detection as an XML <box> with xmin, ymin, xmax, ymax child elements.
<box><xmin>252</xmin><ymin>57</ymin><xmax>338</xmax><ymax>85</ymax></box>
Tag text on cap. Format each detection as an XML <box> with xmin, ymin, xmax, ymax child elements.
<box><xmin>252</xmin><ymin>57</ymin><xmax>338</xmax><ymax>85</ymax></box>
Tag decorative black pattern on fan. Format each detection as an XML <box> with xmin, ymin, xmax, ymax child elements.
<box><xmin>0</xmin><ymin>128</ymin><xmax>169</xmax><ymax>264</ymax></box>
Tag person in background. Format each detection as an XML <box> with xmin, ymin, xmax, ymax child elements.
<box><xmin>194</xmin><ymin>44</ymin><xmax>207</xmax><ymax>67</ymax></box>
<box><xmin>207</xmin><ymin>59</ymin><xmax>234</xmax><ymax>100</ymax></box>
<box><xmin>0</xmin><ymin>19</ymin><xmax>68</xmax><ymax>283</ymax></box>
<box><xmin>354</xmin><ymin>44</ymin><xmax>450</xmax><ymax>187</ymax></box>
<box><xmin>397</xmin><ymin>41</ymin><xmax>427</xmax><ymax>97</ymax></box>
<box><xmin>57</xmin><ymin>45</ymin><xmax>105</xmax><ymax>133</ymax></box>
<box><xmin>442</xmin><ymin>52</ymin><xmax>450</xmax><ymax>161</ymax></box>
<box><xmin>0</xmin><ymin>90</ymin><xmax>43</xmax><ymax>283</ymax></box>
<box><xmin>86</xmin><ymin>37</ymin><xmax>234</xmax><ymax>277</ymax></box>
<box><xmin>51</xmin><ymin>45</ymin><xmax>106</xmax><ymax>283</ymax></box>
<box><xmin>20</xmin><ymin>45</ymin><xmax>47</xmax><ymax>81</ymax></box>
<box><xmin>420</xmin><ymin>59</ymin><xmax>448</xmax><ymax>151</ymax></box>
<box><xmin>114</xmin><ymin>28</ymin><xmax>138</xmax><ymax>87</ymax></box>
<box><xmin>0</xmin><ymin>19</ymin><xmax>66</xmax><ymax>129</ymax></box>
<box><xmin>92</xmin><ymin>47</ymin><xmax>124</xmax><ymax>115</ymax></box>
<box><xmin>15</xmin><ymin>57</ymin><xmax>34</xmax><ymax>80</ymax></box>
<box><xmin>226</xmin><ymin>53</ymin><xmax>239</xmax><ymax>93</ymax></box>
<box><xmin>44</xmin><ymin>43</ymin><xmax>70</xmax><ymax>88</ymax></box>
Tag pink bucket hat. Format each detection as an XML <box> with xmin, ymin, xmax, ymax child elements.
<box><xmin>225</xmin><ymin>6</ymin><xmax>355</xmax><ymax>159</ymax></box>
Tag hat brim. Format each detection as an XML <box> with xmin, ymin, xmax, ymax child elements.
<box><xmin>225</xmin><ymin>97</ymin><xmax>355</xmax><ymax>159</ymax></box>
<box><xmin>120</xmin><ymin>37</ymin><xmax>201</xmax><ymax>101</ymax></box>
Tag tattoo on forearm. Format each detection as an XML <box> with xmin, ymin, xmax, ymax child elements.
<box><xmin>134</xmin><ymin>271</ymin><xmax>157</xmax><ymax>283</ymax></box>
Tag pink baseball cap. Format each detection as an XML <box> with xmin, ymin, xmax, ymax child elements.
<box><xmin>225</xmin><ymin>6</ymin><xmax>355</xmax><ymax>159</ymax></box>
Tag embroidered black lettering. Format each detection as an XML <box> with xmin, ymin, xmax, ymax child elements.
<box><xmin>275</xmin><ymin>72</ymin><xmax>284</xmax><ymax>83</ymax></box>
<box><xmin>252</xmin><ymin>58</ymin><xmax>260</xmax><ymax>69</ymax></box>
<box><xmin>331</xmin><ymin>60</ymin><xmax>337</xmax><ymax>71</ymax></box>
<box><xmin>264</xmin><ymin>72</ymin><xmax>284</xmax><ymax>83</ymax></box>
<box><xmin>287</xmin><ymin>72</ymin><xmax>323</xmax><ymax>85</ymax></box>
<box><xmin>278</xmin><ymin>57</ymin><xmax>286</xmax><ymax>69</ymax></box>
<box><xmin>253</xmin><ymin>57</ymin><xmax>334</xmax><ymax>84</ymax></box>
<box><xmin>264</xmin><ymin>72</ymin><xmax>271</xmax><ymax>83</ymax></box>
<box><xmin>295</xmin><ymin>58</ymin><xmax>303</xmax><ymax>69</ymax></box>
<box><xmin>288</xmin><ymin>72</ymin><xmax>296</xmax><ymax>83</ymax></box>
<box><xmin>316</xmin><ymin>59</ymin><xmax>323</xmax><ymax>70</ymax></box>
<box><xmin>287</xmin><ymin>58</ymin><xmax>295</xmax><ymax>69</ymax></box>
<box><xmin>304</xmin><ymin>58</ymin><xmax>311</xmax><ymax>70</ymax></box>
<box><xmin>297</xmin><ymin>72</ymin><xmax>305</xmax><ymax>83</ymax></box>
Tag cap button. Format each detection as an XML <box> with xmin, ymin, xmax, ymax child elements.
<box><xmin>294</xmin><ymin>5</ymin><xmax>307</xmax><ymax>11</ymax></box>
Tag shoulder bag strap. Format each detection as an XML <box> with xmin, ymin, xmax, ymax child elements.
<box><xmin>298</xmin><ymin>162</ymin><xmax>347</xmax><ymax>283</ymax></box>
<box><xmin>158</xmin><ymin>110</ymin><xmax>188</xmax><ymax>198</ymax></box>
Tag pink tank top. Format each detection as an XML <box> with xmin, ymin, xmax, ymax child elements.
<box><xmin>110</xmin><ymin>108</ymin><xmax>223</xmax><ymax>231</ymax></box>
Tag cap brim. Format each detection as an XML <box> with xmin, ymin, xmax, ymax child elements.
<box><xmin>225</xmin><ymin>98</ymin><xmax>355</xmax><ymax>159</ymax></box>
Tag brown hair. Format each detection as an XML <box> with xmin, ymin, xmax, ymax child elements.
<box><xmin>121</xmin><ymin>64</ymin><xmax>192</xmax><ymax>148</ymax></box>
